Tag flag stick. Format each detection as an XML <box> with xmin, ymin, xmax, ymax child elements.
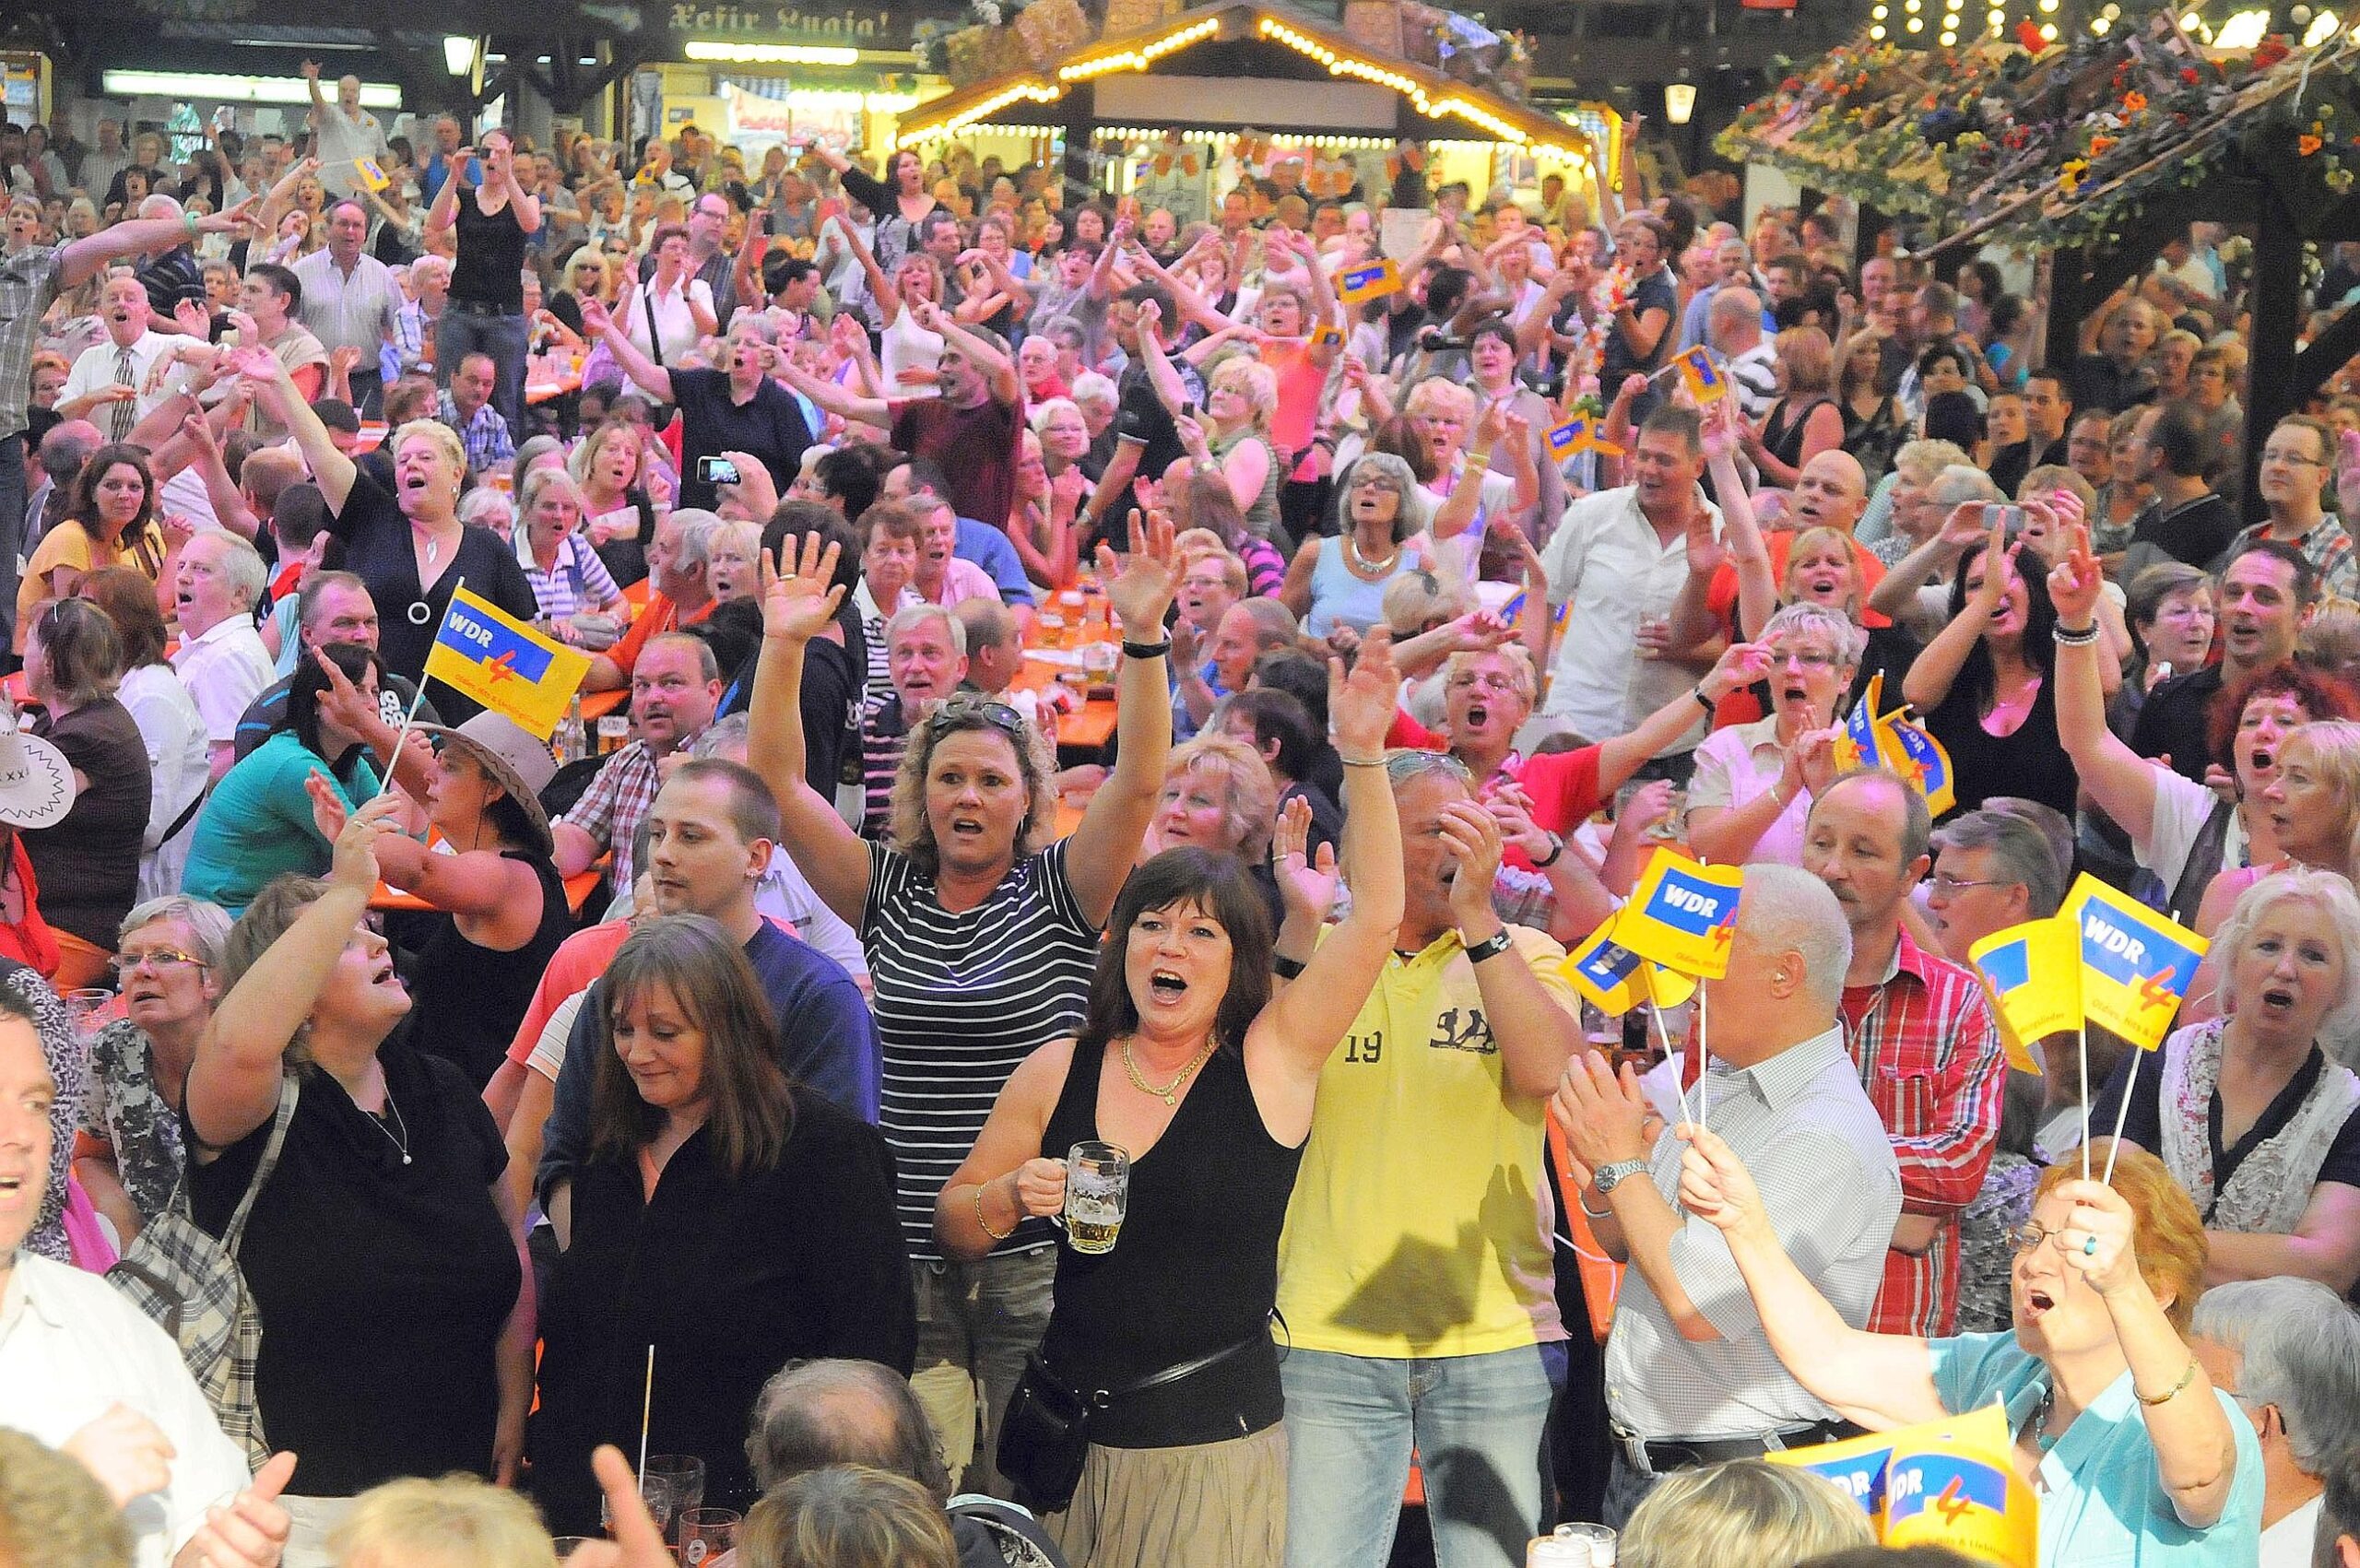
<box><xmin>2077</xmin><ymin>1021</ymin><xmax>2093</xmax><ymax>1184</ymax></box>
<box><xmin>637</xmin><ymin>1345</ymin><xmax>655</xmax><ymax>1487</ymax></box>
<box><xmin>371</xmin><ymin>574</ymin><xmax>462</xmax><ymax>801</ymax></box>
<box><xmin>2101</xmin><ymin>1048</ymin><xmax>2141</xmax><ymax>1187</ymax></box>
<box><xmin>1695</xmin><ymin>978</ymin><xmax>1709</xmax><ymax>1126</ymax></box>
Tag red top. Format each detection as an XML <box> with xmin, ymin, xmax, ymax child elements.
<box><xmin>1386</xmin><ymin>709</ymin><xmax>1605</xmax><ymax>868</ymax></box>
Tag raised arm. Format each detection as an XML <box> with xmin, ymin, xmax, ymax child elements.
<box><xmin>1248</xmin><ymin>630</ymin><xmax>1407</xmax><ymax>1079</ymax></box>
<box><xmin>237</xmin><ymin>348</ymin><xmax>358</xmax><ymax>513</ymax></box>
<box><xmin>1599</xmin><ymin>643</ymin><xmax>1772</xmax><ymax>792</ymax></box>
<box><xmin>778</xmin><ymin>352</ymin><xmax>890</xmax><ymax>432</ymax></box>
<box><xmin>1441</xmin><ymin>803</ymin><xmax>1578</xmax><ymax>1098</ymax></box>
<box><xmin>57</xmin><ymin>197</ymin><xmax>258</xmax><ymax>289</ymax></box>
<box><xmin>1902</xmin><ymin>511</ymin><xmax>2015</xmax><ymax>713</ymax></box>
<box><xmin>1129</xmin><ymin>300</ymin><xmax>1191</xmax><ymax>419</ymax></box>
<box><xmin>1676</xmin><ymin>1124</ymin><xmax>1948</xmax><ymax>1427</ymax></box>
<box><xmin>185</xmin><ymin>795</ymin><xmax>405</xmax><ymax>1151</ymax></box>
<box><xmin>746</xmin><ymin>536</ymin><xmax>874</xmax><ymax>926</ymax></box>
<box><xmin>1065</xmin><ymin>512</ymin><xmax>1180</xmax><ymax>924</ymax></box>
<box><xmin>2048</xmin><ymin>523</ymin><xmax>2164</xmax><ymax>844</ymax></box>
<box><xmin>578</xmin><ymin>295</ymin><xmax>673</xmax><ymax>404</ymax></box>
<box><xmin>841</xmin><ymin>215</ymin><xmax>901</xmax><ymax>326</ymax></box>
<box><xmin>914</xmin><ymin>299</ymin><xmax>1021</xmax><ymax>407</ymax></box>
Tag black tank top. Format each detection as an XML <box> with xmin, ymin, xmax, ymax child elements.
<box><xmin>1037</xmin><ymin>1036</ymin><xmax>1301</xmax><ymax>1448</ymax></box>
<box><xmin>1763</xmin><ymin>396</ymin><xmax>1835</xmax><ymax>472</ymax></box>
<box><xmin>408</xmin><ymin>849</ymin><xmax>573</xmax><ymax>1087</ymax></box>
<box><xmin>450</xmin><ymin>187</ymin><xmax>526</xmax><ymax>312</ymax></box>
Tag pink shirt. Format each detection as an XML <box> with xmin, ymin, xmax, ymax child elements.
<box><xmin>921</xmin><ymin>557</ymin><xmax>1002</xmax><ymax>607</ymax></box>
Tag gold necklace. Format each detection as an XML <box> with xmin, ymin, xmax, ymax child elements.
<box><xmin>1120</xmin><ymin>1035</ymin><xmax>1217</xmax><ymax>1106</ymax></box>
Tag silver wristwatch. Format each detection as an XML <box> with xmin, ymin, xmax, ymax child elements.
<box><xmin>1592</xmin><ymin>1158</ymin><xmax>1649</xmax><ymax>1195</ymax></box>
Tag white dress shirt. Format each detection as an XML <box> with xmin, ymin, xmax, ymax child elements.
<box><xmin>1539</xmin><ymin>484</ymin><xmax>1722</xmax><ymax>753</ymax></box>
<box><xmin>2260</xmin><ymin>1494</ymin><xmax>2321</xmax><ymax>1566</ymax></box>
<box><xmin>62</xmin><ymin>329</ymin><xmax>177</xmax><ymax>438</ymax></box>
<box><xmin>0</xmin><ymin>1253</ymin><xmax>253</xmax><ymax>1568</ymax></box>
<box><xmin>1685</xmin><ymin>713</ymin><xmax>1813</xmax><ymax>867</ymax></box>
<box><xmin>119</xmin><ymin>662</ymin><xmax>211</xmax><ymax>902</ymax></box>
<box><xmin>171</xmin><ymin>615</ymin><xmax>277</xmax><ymax>747</ymax></box>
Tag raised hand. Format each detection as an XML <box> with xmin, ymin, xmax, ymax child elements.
<box><xmin>1969</xmin><ymin>519</ymin><xmax>2022</xmax><ymax>620</ymax></box>
<box><xmin>1702</xmin><ymin>640</ymin><xmax>1773</xmax><ymax>702</ymax></box>
<box><xmin>1328</xmin><ymin>625</ymin><xmax>1399</xmax><ymax>758</ymax></box>
<box><xmin>2047</xmin><ymin>520</ymin><xmax>2104</xmax><ymax>626</ymax></box>
<box><xmin>1270</xmin><ymin>794</ymin><xmax>1339</xmax><ymax>925</ymax></box>
<box><xmin>759</xmin><ymin>534</ymin><xmax>847</xmax><ymax>644</ymax></box>
<box><xmin>2053</xmin><ymin>1176</ymin><xmax>2144</xmax><ymax>1301</ymax></box>
<box><xmin>1097</xmin><ymin>507</ymin><xmax>1179</xmax><ymax>639</ymax></box>
<box><xmin>1438</xmin><ymin>799</ymin><xmax>1506</xmax><ymax>926</ymax></box>
<box><xmin>325</xmin><ymin>790</ymin><xmax>405</xmax><ymax>893</ymax></box>
<box><xmin>173</xmin><ymin>298</ymin><xmax>213</xmax><ymax>336</ymax></box>
<box><xmin>1553</xmin><ymin>1048</ymin><xmax>1656</xmax><ymax>1172</ymax></box>
<box><xmin>565</xmin><ymin>1447</ymin><xmax>676</xmax><ymax>1568</ymax></box>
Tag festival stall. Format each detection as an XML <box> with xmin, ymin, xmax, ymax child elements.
<box><xmin>893</xmin><ymin>0</ymin><xmax>1620</xmax><ymax>225</ymax></box>
<box><xmin>1720</xmin><ymin>0</ymin><xmax>2360</xmax><ymax>510</ymax></box>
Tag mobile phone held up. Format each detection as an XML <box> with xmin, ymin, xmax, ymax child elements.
<box><xmin>696</xmin><ymin>455</ymin><xmax>741</xmax><ymax>488</ymax></box>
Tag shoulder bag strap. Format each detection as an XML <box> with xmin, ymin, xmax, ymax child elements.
<box><xmin>222</xmin><ymin>1074</ymin><xmax>300</xmax><ymax>1256</ymax></box>
<box><xmin>643</xmin><ymin>280</ymin><xmax>666</xmax><ymax>370</ymax></box>
<box><xmin>1102</xmin><ymin>1309</ymin><xmax>1286</xmax><ymax>1403</ymax></box>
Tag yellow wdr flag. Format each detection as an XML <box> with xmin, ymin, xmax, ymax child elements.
<box><xmin>1561</xmin><ymin>919</ymin><xmax>1697</xmax><ymax>1016</ymax></box>
<box><xmin>2057</xmin><ymin>874</ymin><xmax>2207</xmax><ymax>1051</ymax></box>
<box><xmin>1967</xmin><ymin>917</ymin><xmax>2080</xmax><ymax>1076</ymax></box>
<box><xmin>1772</xmin><ymin>1402</ymin><xmax>2036</xmax><ymax>1566</ymax></box>
<box><xmin>421</xmin><ymin>586</ymin><xmax>593</xmax><ymax>742</ymax></box>
<box><xmin>1613</xmin><ymin>852</ymin><xmax>1744</xmax><ymax>979</ymax></box>
<box><xmin>1336</xmin><ymin>258</ymin><xmax>1400</xmax><ymax>305</ymax></box>
<box><xmin>1675</xmin><ymin>345</ymin><xmax>1729</xmax><ymax>406</ymax></box>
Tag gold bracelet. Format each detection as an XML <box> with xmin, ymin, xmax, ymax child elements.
<box><xmin>2134</xmin><ymin>1359</ymin><xmax>2200</xmax><ymax>1407</ymax></box>
<box><xmin>974</xmin><ymin>1181</ymin><xmax>1016</xmax><ymax>1243</ymax></box>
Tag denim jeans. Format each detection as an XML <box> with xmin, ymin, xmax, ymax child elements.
<box><xmin>1282</xmin><ymin>1340</ymin><xmax>1567</xmax><ymax>1568</ymax></box>
<box><xmin>910</xmin><ymin>1244</ymin><xmax>1056</xmax><ymax>1498</ymax></box>
<box><xmin>433</xmin><ymin>306</ymin><xmax>529</xmax><ymax>445</ymax></box>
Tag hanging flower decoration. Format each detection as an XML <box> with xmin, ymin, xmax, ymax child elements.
<box><xmin>2059</xmin><ymin>158</ymin><xmax>2090</xmax><ymax>193</ymax></box>
<box><xmin>2014</xmin><ymin>20</ymin><xmax>2048</xmax><ymax>53</ymax></box>
<box><xmin>2123</xmin><ymin>89</ymin><xmax>2149</xmax><ymax>113</ymax></box>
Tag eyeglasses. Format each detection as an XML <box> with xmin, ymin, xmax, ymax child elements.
<box><xmin>922</xmin><ymin>697</ymin><xmax>1026</xmax><ymax>739</ymax></box>
<box><xmin>2261</xmin><ymin>448</ymin><xmax>2327</xmax><ymax>467</ymax></box>
<box><xmin>1929</xmin><ymin>873</ymin><xmax>2014</xmax><ymax>897</ymax></box>
<box><xmin>2005</xmin><ymin>1220</ymin><xmax>2080</xmax><ymax>1257</ymax></box>
<box><xmin>1767</xmin><ymin>646</ymin><xmax>1839</xmax><ymax>669</ymax></box>
<box><xmin>108</xmin><ymin>948</ymin><xmax>207</xmax><ymax>977</ymax></box>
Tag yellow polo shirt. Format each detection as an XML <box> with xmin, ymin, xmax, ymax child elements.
<box><xmin>1276</xmin><ymin>925</ymin><xmax>1575</xmax><ymax>1359</ymax></box>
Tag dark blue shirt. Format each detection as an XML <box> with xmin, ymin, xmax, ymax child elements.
<box><xmin>537</xmin><ymin>919</ymin><xmax>879</xmax><ymax>1205</ymax></box>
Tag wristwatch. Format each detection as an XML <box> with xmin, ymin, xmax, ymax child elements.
<box><xmin>1592</xmin><ymin>1159</ymin><xmax>1650</xmax><ymax>1196</ymax></box>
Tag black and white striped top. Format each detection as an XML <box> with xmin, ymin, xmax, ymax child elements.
<box><xmin>863</xmin><ymin>835</ymin><xmax>1101</xmax><ymax>1259</ymax></box>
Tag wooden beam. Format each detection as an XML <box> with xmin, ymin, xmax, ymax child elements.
<box><xmin>2293</xmin><ymin>296</ymin><xmax>2360</xmax><ymax>402</ymax></box>
<box><xmin>2045</xmin><ymin>244</ymin><xmax>2084</xmax><ymax>371</ymax></box>
<box><xmin>2245</xmin><ymin>183</ymin><xmax>2307</xmax><ymax>518</ymax></box>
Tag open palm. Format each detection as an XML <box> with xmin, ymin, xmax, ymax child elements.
<box><xmin>760</xmin><ymin>536</ymin><xmax>846</xmax><ymax>643</ymax></box>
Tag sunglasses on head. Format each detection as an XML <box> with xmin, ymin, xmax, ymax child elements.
<box><xmin>923</xmin><ymin>697</ymin><xmax>1026</xmax><ymax>738</ymax></box>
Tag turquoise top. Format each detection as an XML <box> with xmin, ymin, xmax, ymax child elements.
<box><xmin>1929</xmin><ymin>1331</ymin><xmax>2264</xmax><ymax>1566</ymax></box>
<box><xmin>182</xmin><ymin>730</ymin><xmax>380</xmax><ymax>917</ymax></box>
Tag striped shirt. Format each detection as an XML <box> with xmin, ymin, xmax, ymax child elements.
<box><xmin>1604</xmin><ymin>1026</ymin><xmax>1901</xmax><ymax>1441</ymax></box>
<box><xmin>1838</xmin><ymin>929</ymin><xmax>2008</xmax><ymax>1338</ymax></box>
<box><xmin>860</xmin><ymin>695</ymin><xmax>911</xmax><ymax>842</ymax></box>
<box><xmin>863</xmin><ymin>836</ymin><xmax>1101</xmax><ymax>1259</ymax></box>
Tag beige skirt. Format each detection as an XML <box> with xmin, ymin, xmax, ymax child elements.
<box><xmin>1047</xmin><ymin>1424</ymin><xmax>1288</xmax><ymax>1568</ymax></box>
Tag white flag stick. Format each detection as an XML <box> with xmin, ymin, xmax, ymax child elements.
<box><xmin>2101</xmin><ymin>1046</ymin><xmax>2142</xmax><ymax>1187</ymax></box>
<box><xmin>371</xmin><ymin>574</ymin><xmax>462</xmax><ymax>801</ymax></box>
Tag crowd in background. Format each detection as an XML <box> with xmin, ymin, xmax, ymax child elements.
<box><xmin>12</xmin><ymin>79</ymin><xmax>2360</xmax><ymax>1568</ymax></box>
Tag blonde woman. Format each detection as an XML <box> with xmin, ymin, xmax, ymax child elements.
<box><xmin>567</xmin><ymin>417</ymin><xmax>659</xmax><ymax>586</ymax></box>
<box><xmin>1618</xmin><ymin>1460</ymin><xmax>1873</xmax><ymax>1568</ymax></box>
<box><xmin>1184</xmin><ymin>355</ymin><xmax>1280</xmax><ymax>542</ymax></box>
<box><xmin>552</xmin><ymin>243</ymin><xmax>614</xmax><ymax>326</ymax></box>
<box><xmin>514</xmin><ymin>467</ymin><xmax>628</xmax><ymax>629</ymax></box>
<box><xmin>1747</xmin><ymin>326</ymin><xmax>1844</xmax><ymax>488</ymax></box>
<box><xmin>329</xmin><ymin>1475</ymin><xmax>556</xmax><ymax>1568</ymax></box>
<box><xmin>1139</xmin><ymin>732</ymin><xmax>1280</xmax><ymax>868</ymax></box>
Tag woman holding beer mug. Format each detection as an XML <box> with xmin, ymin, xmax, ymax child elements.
<box><xmin>932</xmin><ymin>630</ymin><xmax>1407</xmax><ymax>1568</ymax></box>
<box><xmin>1673</xmin><ymin>1129</ymin><xmax>2262</xmax><ymax>1564</ymax></box>
<box><xmin>526</xmin><ymin>914</ymin><xmax>914</xmax><ymax>1535</ymax></box>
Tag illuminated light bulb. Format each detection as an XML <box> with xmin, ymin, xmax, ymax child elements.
<box><xmin>1941</xmin><ymin>29</ymin><xmax>1959</xmax><ymax>41</ymax></box>
<box><xmin>1870</xmin><ymin>23</ymin><xmax>1889</xmax><ymax>37</ymax></box>
<box><xmin>2039</xmin><ymin>20</ymin><xmax>2059</xmax><ymax>35</ymax></box>
<box><xmin>1906</xmin><ymin>14</ymin><xmax>1924</xmax><ymax>28</ymax></box>
<box><xmin>2092</xmin><ymin>15</ymin><xmax>2112</xmax><ymax>29</ymax></box>
<box><xmin>2307</xmin><ymin>8</ymin><xmax>2340</xmax><ymax>42</ymax></box>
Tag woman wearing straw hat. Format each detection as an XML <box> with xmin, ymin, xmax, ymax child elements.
<box><xmin>306</xmin><ymin>711</ymin><xmax>571</xmax><ymax>1091</ymax></box>
<box><xmin>0</xmin><ymin>691</ymin><xmax>78</xmax><ymax>981</ymax></box>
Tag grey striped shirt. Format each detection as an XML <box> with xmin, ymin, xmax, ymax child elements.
<box><xmin>1605</xmin><ymin>1025</ymin><xmax>1901</xmax><ymax>1442</ymax></box>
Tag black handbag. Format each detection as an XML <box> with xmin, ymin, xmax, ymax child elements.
<box><xmin>997</xmin><ymin>1317</ymin><xmax>1281</xmax><ymax>1515</ymax></box>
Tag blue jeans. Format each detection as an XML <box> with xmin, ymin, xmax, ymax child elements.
<box><xmin>1282</xmin><ymin>1340</ymin><xmax>1567</xmax><ymax>1568</ymax></box>
<box><xmin>434</xmin><ymin>306</ymin><xmax>529</xmax><ymax>444</ymax></box>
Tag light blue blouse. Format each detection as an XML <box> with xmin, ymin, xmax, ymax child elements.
<box><xmin>1929</xmin><ymin>1331</ymin><xmax>2264</xmax><ymax>1566</ymax></box>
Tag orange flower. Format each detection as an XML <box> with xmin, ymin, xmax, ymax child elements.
<box><xmin>2302</xmin><ymin>132</ymin><xmax>2327</xmax><ymax>156</ymax></box>
<box><xmin>2089</xmin><ymin>135</ymin><xmax>2118</xmax><ymax>155</ymax></box>
<box><xmin>2124</xmin><ymin>89</ymin><xmax>2148</xmax><ymax>112</ymax></box>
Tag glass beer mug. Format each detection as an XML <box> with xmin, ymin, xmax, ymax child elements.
<box><xmin>1056</xmin><ymin>1140</ymin><xmax>1129</xmax><ymax>1255</ymax></box>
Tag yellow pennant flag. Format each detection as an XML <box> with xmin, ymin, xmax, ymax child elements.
<box><xmin>1612</xmin><ymin>851</ymin><xmax>1745</xmax><ymax>979</ymax></box>
<box><xmin>421</xmin><ymin>586</ymin><xmax>593</xmax><ymax>742</ymax></box>
<box><xmin>1561</xmin><ymin>920</ymin><xmax>1698</xmax><ymax>1016</ymax></box>
<box><xmin>1877</xmin><ymin>706</ymin><xmax>1957</xmax><ymax>818</ymax></box>
<box><xmin>1835</xmin><ymin>672</ymin><xmax>1897</xmax><ymax>773</ymax></box>
<box><xmin>353</xmin><ymin>157</ymin><xmax>392</xmax><ymax>192</ymax></box>
<box><xmin>1544</xmin><ymin>415</ymin><xmax>1625</xmax><ymax>460</ymax></box>
<box><xmin>1336</xmin><ymin>258</ymin><xmax>1400</xmax><ymax>305</ymax></box>
<box><xmin>1967</xmin><ymin>916</ymin><xmax>2080</xmax><ymax>1075</ymax></box>
<box><xmin>1772</xmin><ymin>1401</ymin><xmax>2035</xmax><ymax>1566</ymax></box>
<box><xmin>1675</xmin><ymin>345</ymin><xmax>1729</xmax><ymax>406</ymax></box>
<box><xmin>2057</xmin><ymin>874</ymin><xmax>2207</xmax><ymax>1051</ymax></box>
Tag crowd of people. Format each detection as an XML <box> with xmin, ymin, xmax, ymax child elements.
<box><xmin>11</xmin><ymin>88</ymin><xmax>2360</xmax><ymax>1568</ymax></box>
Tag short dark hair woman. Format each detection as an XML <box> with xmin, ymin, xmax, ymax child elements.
<box><xmin>933</xmin><ymin>631</ymin><xmax>1407</xmax><ymax>1562</ymax></box>
<box><xmin>527</xmin><ymin>914</ymin><xmax>914</xmax><ymax>1532</ymax></box>
<box><xmin>20</xmin><ymin>597</ymin><xmax>149</xmax><ymax>986</ymax></box>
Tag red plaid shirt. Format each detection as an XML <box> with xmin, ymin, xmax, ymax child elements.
<box><xmin>1837</xmin><ymin>928</ymin><xmax>2007</xmax><ymax>1338</ymax></box>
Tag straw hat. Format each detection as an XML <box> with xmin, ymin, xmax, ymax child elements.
<box><xmin>0</xmin><ymin>717</ymin><xmax>76</xmax><ymax>831</ymax></box>
<box><xmin>413</xmin><ymin>713</ymin><xmax>558</xmax><ymax>858</ymax></box>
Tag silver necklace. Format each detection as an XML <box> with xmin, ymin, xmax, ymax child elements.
<box><xmin>367</xmin><ymin>1081</ymin><xmax>413</xmax><ymax>1165</ymax></box>
<box><xmin>1346</xmin><ymin>533</ymin><xmax>1399</xmax><ymax>575</ymax></box>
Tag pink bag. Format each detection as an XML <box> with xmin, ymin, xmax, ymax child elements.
<box><xmin>63</xmin><ymin>1173</ymin><xmax>119</xmax><ymax>1273</ymax></box>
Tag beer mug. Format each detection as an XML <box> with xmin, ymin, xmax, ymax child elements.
<box><xmin>1056</xmin><ymin>1140</ymin><xmax>1129</xmax><ymax>1255</ymax></box>
<box><xmin>1529</xmin><ymin>1523</ymin><xmax>1616</xmax><ymax>1567</ymax></box>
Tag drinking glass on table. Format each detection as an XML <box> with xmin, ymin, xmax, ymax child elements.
<box><xmin>645</xmin><ymin>1456</ymin><xmax>705</xmax><ymax>1547</ymax></box>
<box><xmin>62</xmin><ymin>986</ymin><xmax>111</xmax><ymax>1039</ymax></box>
<box><xmin>678</xmin><ymin>1507</ymin><xmax>742</xmax><ymax>1566</ymax></box>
